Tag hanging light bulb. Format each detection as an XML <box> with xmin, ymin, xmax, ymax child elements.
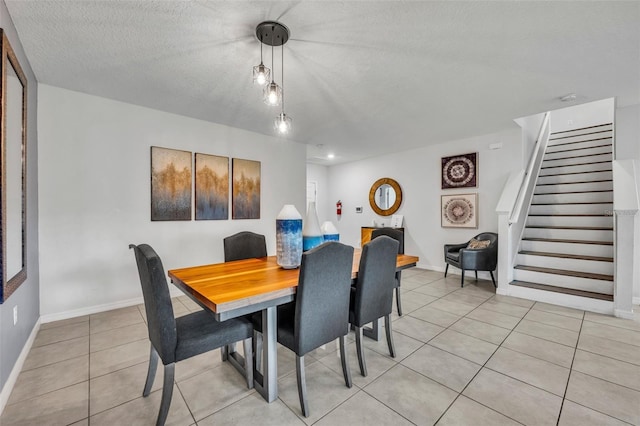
<box><xmin>253</xmin><ymin>64</ymin><xmax>270</xmax><ymax>86</ymax></box>
<box><xmin>264</xmin><ymin>81</ymin><xmax>282</xmax><ymax>106</ymax></box>
<box><xmin>263</xmin><ymin>26</ymin><xmax>282</xmax><ymax>106</ymax></box>
<box><xmin>275</xmin><ymin>112</ymin><xmax>292</xmax><ymax>134</ymax></box>
<box><xmin>252</xmin><ymin>34</ymin><xmax>270</xmax><ymax>86</ymax></box>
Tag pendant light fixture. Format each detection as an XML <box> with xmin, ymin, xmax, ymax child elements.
<box><xmin>255</xmin><ymin>21</ymin><xmax>290</xmax><ymax>112</ymax></box>
<box><xmin>252</xmin><ymin>33</ymin><xmax>270</xmax><ymax>86</ymax></box>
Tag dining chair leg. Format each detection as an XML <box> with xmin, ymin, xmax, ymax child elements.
<box><xmin>384</xmin><ymin>315</ymin><xmax>396</xmax><ymax>358</ymax></box>
<box><xmin>339</xmin><ymin>335</ymin><xmax>352</xmax><ymax>388</ymax></box>
<box><xmin>490</xmin><ymin>271</ymin><xmax>497</xmax><ymax>287</ymax></box>
<box><xmin>156</xmin><ymin>363</ymin><xmax>175</xmax><ymax>426</ymax></box>
<box><xmin>143</xmin><ymin>344</ymin><xmax>159</xmax><ymax>397</ymax></box>
<box><xmin>461</xmin><ymin>270</ymin><xmax>465</xmax><ymax>287</ymax></box>
<box><xmin>475</xmin><ymin>270</ymin><xmax>478</xmax><ymax>280</ymax></box>
<box><xmin>445</xmin><ymin>263</ymin><xmax>449</xmax><ymax>277</ymax></box>
<box><xmin>296</xmin><ymin>355</ymin><xmax>310</xmax><ymax>417</ymax></box>
<box><xmin>395</xmin><ymin>287</ymin><xmax>403</xmax><ymax>316</ymax></box>
<box><xmin>355</xmin><ymin>326</ymin><xmax>367</xmax><ymax>377</ymax></box>
<box><xmin>243</xmin><ymin>337</ymin><xmax>254</xmax><ymax>389</ymax></box>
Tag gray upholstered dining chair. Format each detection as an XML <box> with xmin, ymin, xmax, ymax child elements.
<box><xmin>444</xmin><ymin>232</ymin><xmax>498</xmax><ymax>287</ymax></box>
<box><xmin>370</xmin><ymin>227</ymin><xmax>404</xmax><ymax>316</ymax></box>
<box><xmin>350</xmin><ymin>236</ymin><xmax>399</xmax><ymax>376</ymax></box>
<box><xmin>223</xmin><ymin>231</ymin><xmax>267</xmax><ymax>262</ymax></box>
<box><xmin>276</xmin><ymin>241</ymin><xmax>354</xmax><ymax>417</ymax></box>
<box><xmin>130</xmin><ymin>243</ymin><xmax>254</xmax><ymax>426</ymax></box>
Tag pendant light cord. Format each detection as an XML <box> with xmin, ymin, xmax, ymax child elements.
<box><xmin>281</xmin><ymin>43</ymin><xmax>285</xmax><ymax>112</ymax></box>
<box><xmin>271</xmin><ymin>26</ymin><xmax>275</xmax><ymax>83</ymax></box>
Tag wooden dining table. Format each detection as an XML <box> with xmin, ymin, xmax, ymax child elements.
<box><xmin>168</xmin><ymin>250</ymin><xmax>419</xmax><ymax>403</ymax></box>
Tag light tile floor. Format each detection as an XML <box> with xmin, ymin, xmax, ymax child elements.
<box><xmin>2</xmin><ymin>268</ymin><xmax>640</xmax><ymax>425</ymax></box>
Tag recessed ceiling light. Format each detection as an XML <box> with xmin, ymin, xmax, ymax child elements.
<box><xmin>327</xmin><ymin>153</ymin><xmax>335</xmax><ymax>159</ymax></box>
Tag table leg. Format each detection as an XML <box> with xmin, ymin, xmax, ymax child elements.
<box><xmin>254</xmin><ymin>306</ymin><xmax>278</xmax><ymax>402</ymax></box>
<box><xmin>363</xmin><ymin>319</ymin><xmax>381</xmax><ymax>341</ymax></box>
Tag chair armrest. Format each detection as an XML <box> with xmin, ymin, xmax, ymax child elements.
<box><xmin>444</xmin><ymin>242</ymin><xmax>468</xmax><ymax>253</ymax></box>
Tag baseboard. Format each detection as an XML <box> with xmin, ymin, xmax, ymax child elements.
<box><xmin>420</xmin><ymin>263</ymin><xmax>445</xmax><ymax>273</ymax></box>
<box><xmin>0</xmin><ymin>317</ymin><xmax>41</xmax><ymax>416</ymax></box>
<box><xmin>614</xmin><ymin>308</ymin><xmax>635</xmax><ymax>320</ymax></box>
<box><xmin>40</xmin><ymin>287</ymin><xmax>183</xmax><ymax>324</ymax></box>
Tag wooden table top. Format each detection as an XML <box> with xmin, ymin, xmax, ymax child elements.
<box><xmin>168</xmin><ymin>251</ymin><xmax>419</xmax><ymax>316</ymax></box>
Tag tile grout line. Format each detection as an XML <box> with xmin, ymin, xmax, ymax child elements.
<box><xmin>324</xmin><ymin>277</ymin><xmax>490</xmax><ymax>425</ymax></box>
<box><xmin>174</xmin><ymin>381</ymin><xmax>197</xmax><ymax>425</ymax></box>
<box><xmin>555</xmin><ymin>310</ymin><xmax>585</xmax><ymax>426</ymax></box>
<box><xmin>393</xmin><ymin>286</ymin><xmax>527</xmax><ymax>425</ymax></box>
<box><xmin>88</xmin><ymin>315</ymin><xmax>92</xmax><ymax>425</ymax></box>
<box><xmin>432</xmin><ymin>297</ymin><xmax>539</xmax><ymax>425</ymax></box>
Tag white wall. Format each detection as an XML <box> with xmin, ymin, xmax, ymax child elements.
<box><xmin>514</xmin><ymin>111</ymin><xmax>545</xmax><ymax>166</ymax></box>
<box><xmin>550</xmin><ymin>98</ymin><xmax>615</xmax><ymax>133</ymax></box>
<box><xmin>37</xmin><ymin>85</ymin><xmax>306</xmax><ymax>318</ymax></box>
<box><xmin>306</xmin><ymin>163</ymin><xmax>333</xmax><ymax>225</ymax></box>
<box><xmin>327</xmin><ymin>128</ymin><xmax>523</xmax><ymax>271</ymax></box>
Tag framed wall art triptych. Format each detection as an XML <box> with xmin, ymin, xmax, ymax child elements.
<box><xmin>150</xmin><ymin>147</ymin><xmax>261</xmax><ymax>221</ymax></box>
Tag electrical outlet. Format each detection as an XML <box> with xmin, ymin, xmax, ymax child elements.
<box><xmin>355</xmin><ymin>206</ymin><xmax>362</xmax><ymax>213</ymax></box>
<box><xmin>13</xmin><ymin>305</ymin><xmax>18</xmax><ymax>326</ymax></box>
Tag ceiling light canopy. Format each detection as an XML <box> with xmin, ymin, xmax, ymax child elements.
<box><xmin>253</xmin><ymin>21</ymin><xmax>292</xmax><ymax>135</ymax></box>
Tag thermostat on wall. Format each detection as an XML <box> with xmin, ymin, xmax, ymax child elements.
<box><xmin>355</xmin><ymin>206</ymin><xmax>363</xmax><ymax>213</ymax></box>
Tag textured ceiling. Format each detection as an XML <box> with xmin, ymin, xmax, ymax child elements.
<box><xmin>5</xmin><ymin>1</ymin><xmax>640</xmax><ymax>164</ymax></box>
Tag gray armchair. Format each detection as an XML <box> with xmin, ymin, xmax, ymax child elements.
<box><xmin>444</xmin><ymin>232</ymin><xmax>498</xmax><ymax>287</ymax></box>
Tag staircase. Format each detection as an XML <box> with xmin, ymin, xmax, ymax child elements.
<box><xmin>511</xmin><ymin>123</ymin><xmax>614</xmax><ymax>301</ymax></box>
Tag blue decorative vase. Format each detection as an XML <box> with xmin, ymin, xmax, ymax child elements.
<box><xmin>321</xmin><ymin>221</ymin><xmax>339</xmax><ymax>242</ymax></box>
<box><xmin>276</xmin><ymin>205</ymin><xmax>303</xmax><ymax>269</ymax></box>
<box><xmin>302</xmin><ymin>202</ymin><xmax>324</xmax><ymax>251</ymax></box>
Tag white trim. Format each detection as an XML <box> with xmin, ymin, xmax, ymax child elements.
<box><xmin>421</xmin><ymin>263</ymin><xmax>494</xmax><ymax>282</ymax></box>
<box><xmin>505</xmin><ymin>285</ymin><xmax>614</xmax><ymax>315</ymax></box>
<box><xmin>420</xmin><ymin>263</ymin><xmax>445</xmax><ymax>273</ymax></box>
<box><xmin>0</xmin><ymin>318</ymin><xmax>41</xmax><ymax>416</ymax></box>
<box><xmin>633</xmin><ymin>296</ymin><xmax>640</xmax><ymax>305</ymax></box>
<box><xmin>613</xmin><ymin>308</ymin><xmax>635</xmax><ymax>320</ymax></box>
<box><xmin>40</xmin><ymin>287</ymin><xmax>183</xmax><ymax>324</ymax></box>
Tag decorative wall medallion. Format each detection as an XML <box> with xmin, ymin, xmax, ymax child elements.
<box><xmin>441</xmin><ymin>152</ymin><xmax>477</xmax><ymax>189</ymax></box>
<box><xmin>441</xmin><ymin>193</ymin><xmax>478</xmax><ymax>228</ymax></box>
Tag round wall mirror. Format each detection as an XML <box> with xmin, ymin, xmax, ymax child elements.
<box><xmin>369</xmin><ymin>178</ymin><xmax>402</xmax><ymax>216</ymax></box>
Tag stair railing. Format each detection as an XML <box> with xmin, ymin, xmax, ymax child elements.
<box><xmin>496</xmin><ymin>112</ymin><xmax>550</xmax><ymax>291</ymax></box>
